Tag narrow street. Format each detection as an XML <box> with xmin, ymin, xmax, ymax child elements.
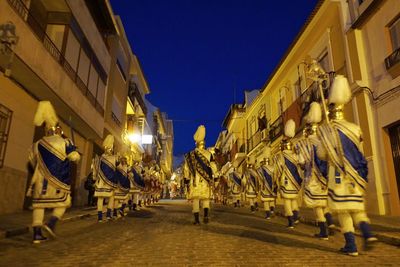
<box><xmin>0</xmin><ymin>200</ymin><xmax>398</xmax><ymax>266</ymax></box>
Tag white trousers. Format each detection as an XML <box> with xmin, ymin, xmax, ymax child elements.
<box><xmin>97</xmin><ymin>196</ymin><xmax>114</xmax><ymax>212</ymax></box>
<box><xmin>337</xmin><ymin>211</ymin><xmax>370</xmax><ymax>233</ymax></box>
<box><xmin>283</xmin><ymin>198</ymin><xmax>299</xmax><ymax>216</ymax></box>
<box><xmin>32</xmin><ymin>207</ymin><xmax>66</xmax><ymax>227</ymax></box>
<box><xmin>192</xmin><ymin>198</ymin><xmax>210</xmax><ymax>213</ymax></box>
<box><xmin>314</xmin><ymin>207</ymin><xmax>331</xmax><ymax>222</ymax></box>
<box><xmin>263</xmin><ymin>201</ymin><xmax>275</xmax><ymax>211</ymax></box>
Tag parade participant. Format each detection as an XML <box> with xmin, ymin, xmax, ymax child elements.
<box><xmin>243</xmin><ymin>162</ymin><xmax>259</xmax><ymax>213</ymax></box>
<box><xmin>227</xmin><ymin>166</ymin><xmax>242</xmax><ymax>208</ymax></box>
<box><xmin>317</xmin><ymin>75</ymin><xmax>377</xmax><ymax>256</ymax></box>
<box><xmin>297</xmin><ymin>102</ymin><xmax>334</xmax><ymax>240</ymax></box>
<box><xmin>28</xmin><ymin>101</ymin><xmax>80</xmax><ymax>243</ymax></box>
<box><xmin>274</xmin><ymin>119</ymin><xmax>302</xmax><ymax>228</ymax></box>
<box><xmin>114</xmin><ymin>154</ymin><xmax>130</xmax><ymax>218</ymax></box>
<box><xmin>257</xmin><ymin>157</ymin><xmax>276</xmax><ymax>219</ymax></box>
<box><xmin>183</xmin><ymin>125</ymin><xmax>218</xmax><ymax>224</ymax></box>
<box><xmin>128</xmin><ymin>162</ymin><xmax>145</xmax><ymax>211</ymax></box>
<box><xmin>93</xmin><ymin>135</ymin><xmax>118</xmax><ymax>222</ymax></box>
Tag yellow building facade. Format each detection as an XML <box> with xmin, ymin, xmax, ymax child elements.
<box><xmin>222</xmin><ymin>0</ymin><xmax>398</xmax><ymax>215</ymax></box>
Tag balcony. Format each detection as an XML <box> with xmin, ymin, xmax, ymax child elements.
<box><xmin>385</xmin><ymin>47</ymin><xmax>400</xmax><ymax>78</ymax></box>
<box><xmin>269</xmin><ymin>116</ymin><xmax>283</xmax><ymax>143</ymax></box>
<box><xmin>128</xmin><ymin>81</ymin><xmax>147</xmax><ymax>115</ymax></box>
<box><xmin>7</xmin><ymin>0</ymin><xmax>105</xmax><ymax>116</ymax></box>
<box><xmin>247</xmin><ymin>130</ymin><xmax>261</xmax><ymax>153</ymax></box>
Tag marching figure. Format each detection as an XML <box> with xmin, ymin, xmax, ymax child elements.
<box><xmin>128</xmin><ymin>162</ymin><xmax>145</xmax><ymax>211</ymax></box>
<box><xmin>28</xmin><ymin>101</ymin><xmax>80</xmax><ymax>243</ymax></box>
<box><xmin>297</xmin><ymin>102</ymin><xmax>334</xmax><ymax>240</ymax></box>
<box><xmin>114</xmin><ymin>154</ymin><xmax>130</xmax><ymax>218</ymax></box>
<box><xmin>184</xmin><ymin>125</ymin><xmax>218</xmax><ymax>225</ymax></box>
<box><xmin>227</xmin><ymin>165</ymin><xmax>242</xmax><ymax>208</ymax></box>
<box><xmin>243</xmin><ymin>162</ymin><xmax>259</xmax><ymax>213</ymax></box>
<box><xmin>257</xmin><ymin>157</ymin><xmax>276</xmax><ymax>219</ymax></box>
<box><xmin>93</xmin><ymin>135</ymin><xmax>118</xmax><ymax>222</ymax></box>
<box><xmin>274</xmin><ymin>119</ymin><xmax>302</xmax><ymax>228</ymax></box>
<box><xmin>317</xmin><ymin>75</ymin><xmax>377</xmax><ymax>256</ymax></box>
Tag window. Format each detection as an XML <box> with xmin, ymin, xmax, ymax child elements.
<box><xmin>97</xmin><ymin>81</ymin><xmax>106</xmax><ymax>108</ymax></box>
<box><xmin>0</xmin><ymin>103</ymin><xmax>12</xmax><ymax>168</ymax></box>
<box><xmin>390</xmin><ymin>17</ymin><xmax>400</xmax><ymax>51</ymax></box>
<box><xmin>45</xmin><ymin>24</ymin><xmax>65</xmax><ymax>51</ymax></box>
<box><xmin>318</xmin><ymin>51</ymin><xmax>330</xmax><ymax>73</ymax></box>
<box><xmin>64</xmin><ymin>31</ymin><xmax>80</xmax><ymax>71</ymax></box>
<box><xmin>88</xmin><ymin>66</ymin><xmax>99</xmax><ymax>97</ymax></box>
<box><xmin>77</xmin><ymin>50</ymin><xmax>90</xmax><ymax>84</ymax></box>
<box><xmin>112</xmin><ymin>96</ymin><xmax>123</xmax><ymax>125</ymax></box>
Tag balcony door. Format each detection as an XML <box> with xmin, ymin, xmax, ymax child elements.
<box><xmin>389</xmin><ymin>123</ymin><xmax>400</xmax><ymax>199</ymax></box>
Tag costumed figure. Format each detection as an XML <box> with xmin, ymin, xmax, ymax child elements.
<box><xmin>128</xmin><ymin>162</ymin><xmax>145</xmax><ymax>211</ymax></box>
<box><xmin>274</xmin><ymin>119</ymin><xmax>302</xmax><ymax>228</ymax></box>
<box><xmin>243</xmin><ymin>162</ymin><xmax>260</xmax><ymax>213</ymax></box>
<box><xmin>297</xmin><ymin>102</ymin><xmax>335</xmax><ymax>240</ymax></box>
<box><xmin>28</xmin><ymin>101</ymin><xmax>80</xmax><ymax>243</ymax></box>
<box><xmin>227</xmin><ymin>166</ymin><xmax>243</xmax><ymax>208</ymax></box>
<box><xmin>257</xmin><ymin>157</ymin><xmax>277</xmax><ymax>219</ymax></box>
<box><xmin>114</xmin><ymin>154</ymin><xmax>130</xmax><ymax>218</ymax></box>
<box><xmin>317</xmin><ymin>75</ymin><xmax>377</xmax><ymax>256</ymax></box>
<box><xmin>93</xmin><ymin>134</ymin><xmax>118</xmax><ymax>222</ymax></box>
<box><xmin>183</xmin><ymin>125</ymin><xmax>218</xmax><ymax>224</ymax></box>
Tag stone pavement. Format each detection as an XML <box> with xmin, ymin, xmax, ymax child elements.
<box><xmin>0</xmin><ymin>200</ymin><xmax>399</xmax><ymax>267</ymax></box>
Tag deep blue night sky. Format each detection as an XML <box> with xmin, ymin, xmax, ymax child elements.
<box><xmin>111</xmin><ymin>0</ymin><xmax>319</xmax><ymax>157</ymax></box>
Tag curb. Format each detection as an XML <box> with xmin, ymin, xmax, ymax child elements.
<box><xmin>0</xmin><ymin>209</ymin><xmax>98</xmax><ymax>240</ymax></box>
<box><xmin>274</xmin><ymin>210</ymin><xmax>400</xmax><ymax>247</ymax></box>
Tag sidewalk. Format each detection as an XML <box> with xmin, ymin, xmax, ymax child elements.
<box><xmin>0</xmin><ymin>206</ymin><xmax>97</xmax><ymax>239</ymax></box>
<box><xmin>272</xmin><ymin>205</ymin><xmax>400</xmax><ymax>247</ymax></box>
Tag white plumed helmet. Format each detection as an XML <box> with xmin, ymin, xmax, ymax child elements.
<box><xmin>306</xmin><ymin>102</ymin><xmax>322</xmax><ymax>124</ymax></box>
<box><xmin>33</xmin><ymin>101</ymin><xmax>58</xmax><ymax>128</ymax></box>
<box><xmin>103</xmin><ymin>134</ymin><xmax>114</xmax><ymax>150</ymax></box>
<box><xmin>193</xmin><ymin>125</ymin><xmax>206</xmax><ymax>143</ymax></box>
<box><xmin>284</xmin><ymin>119</ymin><xmax>296</xmax><ymax>138</ymax></box>
<box><xmin>328</xmin><ymin>75</ymin><xmax>352</xmax><ymax>105</ymax></box>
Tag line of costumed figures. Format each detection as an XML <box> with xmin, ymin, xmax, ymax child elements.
<box><xmin>28</xmin><ymin>101</ymin><xmax>163</xmax><ymax>244</ymax></box>
<box><xmin>184</xmin><ymin>75</ymin><xmax>377</xmax><ymax>257</ymax></box>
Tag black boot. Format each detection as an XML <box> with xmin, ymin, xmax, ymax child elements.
<box><xmin>255</xmin><ymin>202</ymin><xmax>259</xmax><ymax>211</ymax></box>
<box><xmin>204</xmin><ymin>208</ymin><xmax>209</xmax><ymax>224</ymax></box>
<box><xmin>340</xmin><ymin>232</ymin><xmax>358</xmax><ymax>256</ymax></box>
<box><xmin>293</xmin><ymin>210</ymin><xmax>300</xmax><ymax>224</ymax></box>
<box><xmin>265</xmin><ymin>211</ymin><xmax>271</xmax><ymax>220</ymax></box>
<box><xmin>106</xmin><ymin>208</ymin><xmax>112</xmax><ymax>220</ymax></box>
<box><xmin>43</xmin><ymin>216</ymin><xmax>58</xmax><ymax>238</ymax></box>
<box><xmin>250</xmin><ymin>205</ymin><xmax>255</xmax><ymax>213</ymax></box>
<box><xmin>237</xmin><ymin>200</ymin><xmax>240</xmax><ymax>207</ymax></box>
<box><xmin>270</xmin><ymin>206</ymin><xmax>275</xmax><ymax>217</ymax></box>
<box><xmin>234</xmin><ymin>202</ymin><xmax>237</xmax><ymax>208</ymax></box>
<box><xmin>138</xmin><ymin>200</ymin><xmax>142</xmax><ymax>207</ymax></box>
<box><xmin>128</xmin><ymin>200</ymin><xmax>133</xmax><ymax>210</ymax></box>
<box><xmin>325</xmin><ymin>212</ymin><xmax>335</xmax><ymax>235</ymax></box>
<box><xmin>359</xmin><ymin>221</ymin><xmax>378</xmax><ymax>250</ymax></box>
<box><xmin>287</xmin><ymin>216</ymin><xmax>294</xmax><ymax>229</ymax></box>
<box><xmin>97</xmin><ymin>211</ymin><xmax>103</xmax><ymax>223</ymax></box>
<box><xmin>113</xmin><ymin>208</ymin><xmax>118</xmax><ymax>219</ymax></box>
<box><xmin>193</xmin><ymin>212</ymin><xmax>200</xmax><ymax>225</ymax></box>
<box><xmin>132</xmin><ymin>203</ymin><xmax>137</xmax><ymax>211</ymax></box>
<box><xmin>33</xmin><ymin>227</ymin><xmax>47</xmax><ymax>244</ymax></box>
<box><xmin>314</xmin><ymin>222</ymin><xmax>329</xmax><ymax>240</ymax></box>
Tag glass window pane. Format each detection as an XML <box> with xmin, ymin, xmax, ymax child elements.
<box><xmin>112</xmin><ymin>96</ymin><xmax>122</xmax><ymax>121</ymax></box>
<box><xmin>78</xmin><ymin>50</ymin><xmax>90</xmax><ymax>84</ymax></box>
<box><xmin>390</xmin><ymin>18</ymin><xmax>400</xmax><ymax>51</ymax></box>
<box><xmin>65</xmin><ymin>31</ymin><xmax>80</xmax><ymax>71</ymax></box>
<box><xmin>97</xmin><ymin>81</ymin><xmax>106</xmax><ymax>107</ymax></box>
<box><xmin>88</xmin><ymin>66</ymin><xmax>99</xmax><ymax>97</ymax></box>
<box><xmin>45</xmin><ymin>24</ymin><xmax>65</xmax><ymax>51</ymax></box>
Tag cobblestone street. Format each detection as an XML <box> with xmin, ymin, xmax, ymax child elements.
<box><xmin>0</xmin><ymin>200</ymin><xmax>398</xmax><ymax>266</ymax></box>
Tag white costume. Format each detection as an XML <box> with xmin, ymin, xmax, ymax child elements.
<box><xmin>93</xmin><ymin>135</ymin><xmax>118</xmax><ymax>222</ymax></box>
<box><xmin>317</xmin><ymin>75</ymin><xmax>376</xmax><ymax>255</ymax></box>
<box><xmin>274</xmin><ymin>119</ymin><xmax>302</xmax><ymax>228</ymax></box>
<box><xmin>243</xmin><ymin>164</ymin><xmax>259</xmax><ymax>212</ymax></box>
<box><xmin>257</xmin><ymin>159</ymin><xmax>276</xmax><ymax>219</ymax></box>
<box><xmin>184</xmin><ymin>125</ymin><xmax>217</xmax><ymax>224</ymax></box>
<box><xmin>28</xmin><ymin>101</ymin><xmax>80</xmax><ymax>243</ymax></box>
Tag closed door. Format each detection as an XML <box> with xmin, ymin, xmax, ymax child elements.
<box><xmin>389</xmin><ymin>123</ymin><xmax>400</xmax><ymax>199</ymax></box>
